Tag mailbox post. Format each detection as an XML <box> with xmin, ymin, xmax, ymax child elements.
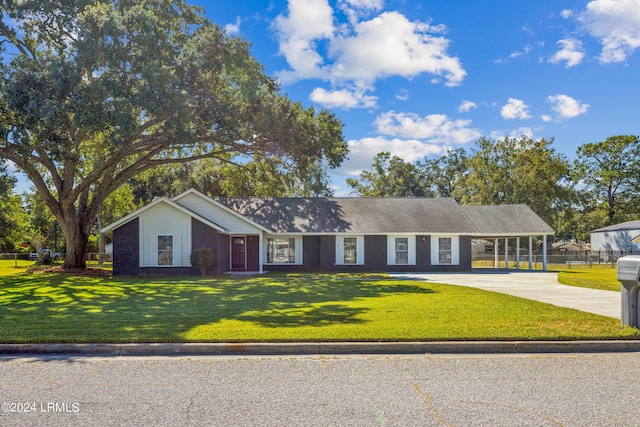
<box><xmin>617</xmin><ymin>255</ymin><xmax>640</xmax><ymax>327</ymax></box>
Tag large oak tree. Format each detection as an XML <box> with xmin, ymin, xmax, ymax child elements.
<box><xmin>0</xmin><ymin>0</ymin><xmax>347</xmax><ymax>269</ymax></box>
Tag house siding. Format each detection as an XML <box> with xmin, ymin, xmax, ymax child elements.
<box><xmin>591</xmin><ymin>229</ymin><xmax>640</xmax><ymax>252</ymax></box>
<box><xmin>140</xmin><ymin>203</ymin><xmax>192</xmax><ymax>267</ymax></box>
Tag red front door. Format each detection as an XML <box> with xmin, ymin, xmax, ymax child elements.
<box><xmin>231</xmin><ymin>237</ymin><xmax>246</xmax><ymax>270</ymax></box>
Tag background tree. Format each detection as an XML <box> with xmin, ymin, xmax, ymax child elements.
<box><xmin>417</xmin><ymin>148</ymin><xmax>468</xmax><ymax>199</ymax></box>
<box><xmin>573</xmin><ymin>135</ymin><xmax>640</xmax><ymax>226</ymax></box>
<box><xmin>0</xmin><ymin>161</ymin><xmax>28</xmax><ymax>252</ymax></box>
<box><xmin>0</xmin><ymin>0</ymin><xmax>347</xmax><ymax>269</ymax></box>
<box><xmin>459</xmin><ymin>137</ymin><xmax>572</xmax><ymax>229</ymax></box>
<box><xmin>346</xmin><ymin>152</ymin><xmax>427</xmax><ymax>197</ymax></box>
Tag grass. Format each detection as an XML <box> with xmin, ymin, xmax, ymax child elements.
<box><xmin>551</xmin><ymin>263</ymin><xmax>620</xmax><ymax>292</ymax></box>
<box><xmin>0</xmin><ymin>261</ymin><xmax>636</xmax><ymax>343</ymax></box>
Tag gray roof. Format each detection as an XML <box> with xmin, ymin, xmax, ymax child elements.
<box><xmin>592</xmin><ymin>220</ymin><xmax>640</xmax><ymax>233</ymax></box>
<box><xmin>461</xmin><ymin>205</ymin><xmax>555</xmax><ymax>236</ymax></box>
<box><xmin>215</xmin><ymin>197</ymin><xmax>554</xmax><ymax>236</ymax></box>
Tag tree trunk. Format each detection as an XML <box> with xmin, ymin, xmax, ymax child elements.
<box><xmin>59</xmin><ymin>210</ymin><xmax>92</xmax><ymax>270</ymax></box>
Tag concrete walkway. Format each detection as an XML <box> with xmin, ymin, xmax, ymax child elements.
<box><xmin>391</xmin><ymin>270</ymin><xmax>621</xmax><ymax>319</ymax></box>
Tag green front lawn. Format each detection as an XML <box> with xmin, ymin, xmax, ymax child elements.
<box><xmin>0</xmin><ymin>264</ymin><xmax>636</xmax><ymax>343</ymax></box>
<box><xmin>552</xmin><ymin>263</ymin><xmax>621</xmax><ymax>292</ymax></box>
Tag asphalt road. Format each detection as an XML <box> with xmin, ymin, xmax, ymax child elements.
<box><xmin>1</xmin><ymin>353</ymin><xmax>640</xmax><ymax>426</ymax></box>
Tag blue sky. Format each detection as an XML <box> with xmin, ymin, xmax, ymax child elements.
<box><xmin>5</xmin><ymin>0</ymin><xmax>640</xmax><ymax>196</ymax></box>
<box><xmin>208</xmin><ymin>0</ymin><xmax>640</xmax><ymax>195</ymax></box>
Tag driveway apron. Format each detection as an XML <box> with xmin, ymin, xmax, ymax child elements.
<box><xmin>390</xmin><ymin>271</ymin><xmax>621</xmax><ymax>319</ymax></box>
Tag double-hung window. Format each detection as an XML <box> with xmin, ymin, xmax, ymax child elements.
<box><xmin>336</xmin><ymin>236</ymin><xmax>364</xmax><ymax>265</ymax></box>
<box><xmin>438</xmin><ymin>237</ymin><xmax>452</xmax><ymax>264</ymax></box>
<box><xmin>395</xmin><ymin>237</ymin><xmax>409</xmax><ymax>264</ymax></box>
<box><xmin>343</xmin><ymin>237</ymin><xmax>358</xmax><ymax>264</ymax></box>
<box><xmin>387</xmin><ymin>235</ymin><xmax>415</xmax><ymax>265</ymax></box>
<box><xmin>158</xmin><ymin>235</ymin><xmax>173</xmax><ymax>266</ymax></box>
<box><xmin>431</xmin><ymin>235</ymin><xmax>459</xmax><ymax>265</ymax></box>
<box><xmin>267</xmin><ymin>238</ymin><xmax>297</xmax><ymax>264</ymax></box>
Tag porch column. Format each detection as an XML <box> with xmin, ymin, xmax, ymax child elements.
<box><xmin>258</xmin><ymin>233</ymin><xmax>263</xmax><ymax>274</ymax></box>
<box><xmin>505</xmin><ymin>238</ymin><xmax>509</xmax><ymax>270</ymax></box>
<box><xmin>494</xmin><ymin>238</ymin><xmax>499</xmax><ymax>268</ymax></box>
<box><xmin>542</xmin><ymin>235</ymin><xmax>548</xmax><ymax>271</ymax></box>
<box><xmin>528</xmin><ymin>236</ymin><xmax>533</xmax><ymax>271</ymax></box>
<box><xmin>516</xmin><ymin>237</ymin><xmax>520</xmax><ymax>270</ymax></box>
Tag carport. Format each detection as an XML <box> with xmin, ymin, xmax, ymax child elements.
<box><xmin>462</xmin><ymin>204</ymin><xmax>554</xmax><ymax>272</ymax></box>
<box><xmin>481</xmin><ymin>235</ymin><xmax>549</xmax><ymax>271</ymax></box>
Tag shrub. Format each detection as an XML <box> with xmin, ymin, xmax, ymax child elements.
<box><xmin>190</xmin><ymin>247</ymin><xmax>215</xmax><ymax>277</ymax></box>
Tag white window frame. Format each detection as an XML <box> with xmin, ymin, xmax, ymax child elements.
<box><xmin>156</xmin><ymin>234</ymin><xmax>175</xmax><ymax>267</ymax></box>
<box><xmin>431</xmin><ymin>235</ymin><xmax>460</xmax><ymax>265</ymax></box>
<box><xmin>387</xmin><ymin>235</ymin><xmax>416</xmax><ymax>265</ymax></box>
<box><xmin>336</xmin><ymin>235</ymin><xmax>365</xmax><ymax>265</ymax></box>
<box><xmin>265</xmin><ymin>236</ymin><xmax>303</xmax><ymax>265</ymax></box>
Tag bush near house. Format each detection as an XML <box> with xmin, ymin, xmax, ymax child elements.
<box><xmin>190</xmin><ymin>248</ymin><xmax>216</xmax><ymax>277</ymax></box>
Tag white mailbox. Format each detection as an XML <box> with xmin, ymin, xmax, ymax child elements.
<box><xmin>617</xmin><ymin>256</ymin><xmax>640</xmax><ymax>327</ymax></box>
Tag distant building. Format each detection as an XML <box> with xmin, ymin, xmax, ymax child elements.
<box><xmin>590</xmin><ymin>220</ymin><xmax>640</xmax><ymax>254</ymax></box>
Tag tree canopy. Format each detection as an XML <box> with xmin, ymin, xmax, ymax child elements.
<box><xmin>573</xmin><ymin>135</ymin><xmax>640</xmax><ymax>225</ymax></box>
<box><xmin>0</xmin><ymin>0</ymin><xmax>347</xmax><ymax>268</ymax></box>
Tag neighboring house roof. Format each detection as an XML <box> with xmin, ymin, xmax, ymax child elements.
<box><xmin>592</xmin><ymin>220</ymin><xmax>640</xmax><ymax>233</ymax></box>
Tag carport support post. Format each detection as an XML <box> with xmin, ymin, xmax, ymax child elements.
<box><xmin>505</xmin><ymin>238</ymin><xmax>509</xmax><ymax>269</ymax></box>
<box><xmin>258</xmin><ymin>233</ymin><xmax>264</xmax><ymax>274</ymax></box>
<box><xmin>516</xmin><ymin>238</ymin><xmax>520</xmax><ymax>270</ymax></box>
<box><xmin>494</xmin><ymin>238</ymin><xmax>499</xmax><ymax>268</ymax></box>
<box><xmin>528</xmin><ymin>236</ymin><xmax>533</xmax><ymax>271</ymax></box>
<box><xmin>542</xmin><ymin>235</ymin><xmax>548</xmax><ymax>271</ymax></box>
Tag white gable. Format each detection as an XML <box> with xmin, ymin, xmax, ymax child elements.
<box><xmin>174</xmin><ymin>191</ymin><xmax>264</xmax><ymax>234</ymax></box>
<box><xmin>140</xmin><ymin>203</ymin><xmax>192</xmax><ymax>267</ymax></box>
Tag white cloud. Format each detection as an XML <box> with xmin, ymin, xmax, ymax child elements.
<box><xmin>310</xmin><ymin>87</ymin><xmax>377</xmax><ymax>109</ymax></box>
<box><xmin>394</xmin><ymin>88</ymin><xmax>410</xmax><ymax>101</ymax></box>
<box><xmin>225</xmin><ymin>17</ymin><xmax>242</xmax><ymax>35</ymax></box>
<box><xmin>579</xmin><ymin>0</ymin><xmax>640</xmax><ymax>63</ymax></box>
<box><xmin>329</xmin><ymin>12</ymin><xmax>465</xmax><ymax>86</ymax></box>
<box><xmin>548</xmin><ymin>38</ymin><xmax>585</xmax><ymax>67</ymax></box>
<box><xmin>500</xmin><ymin>98</ymin><xmax>532</xmax><ymax>120</ymax></box>
<box><xmin>561</xmin><ymin>9</ymin><xmax>574</xmax><ymax>19</ymax></box>
<box><xmin>3</xmin><ymin>159</ymin><xmax>17</xmax><ymax>173</ymax></box>
<box><xmin>458</xmin><ymin>100</ymin><xmax>477</xmax><ymax>113</ymax></box>
<box><xmin>338</xmin><ymin>0</ymin><xmax>384</xmax><ymax>24</ymax></box>
<box><xmin>547</xmin><ymin>94</ymin><xmax>589</xmax><ymax>118</ymax></box>
<box><xmin>273</xmin><ymin>0</ymin><xmax>335</xmax><ymax>82</ymax></box>
<box><xmin>489</xmin><ymin>127</ymin><xmax>536</xmax><ymax>140</ymax></box>
<box><xmin>273</xmin><ymin>3</ymin><xmax>466</xmax><ymax>93</ymax></box>
<box><xmin>374</xmin><ymin>111</ymin><xmax>481</xmax><ymax>144</ymax></box>
<box><xmin>338</xmin><ymin>137</ymin><xmax>443</xmax><ymax>176</ymax></box>
<box><xmin>541</xmin><ymin>114</ymin><xmax>553</xmax><ymax>122</ymax></box>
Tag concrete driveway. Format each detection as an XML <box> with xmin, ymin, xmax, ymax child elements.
<box><xmin>390</xmin><ymin>270</ymin><xmax>621</xmax><ymax>319</ymax></box>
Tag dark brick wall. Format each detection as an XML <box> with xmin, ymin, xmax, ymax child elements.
<box><xmin>113</xmin><ymin>218</ymin><xmax>140</xmax><ymax>276</ymax></box>
<box><xmin>192</xmin><ymin>218</ymin><xmax>221</xmax><ymax>275</ymax></box>
<box><xmin>246</xmin><ymin>235</ymin><xmax>260</xmax><ymax>271</ymax></box>
<box><xmin>114</xmin><ymin>223</ymin><xmax>474</xmax><ymax>275</ymax></box>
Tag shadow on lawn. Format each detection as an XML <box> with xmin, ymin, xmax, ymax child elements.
<box><xmin>0</xmin><ymin>273</ymin><xmax>435</xmax><ymax>342</ymax></box>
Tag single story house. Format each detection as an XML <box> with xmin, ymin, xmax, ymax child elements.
<box><xmin>101</xmin><ymin>189</ymin><xmax>554</xmax><ymax>276</ymax></box>
<box><xmin>591</xmin><ymin>220</ymin><xmax>640</xmax><ymax>254</ymax></box>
